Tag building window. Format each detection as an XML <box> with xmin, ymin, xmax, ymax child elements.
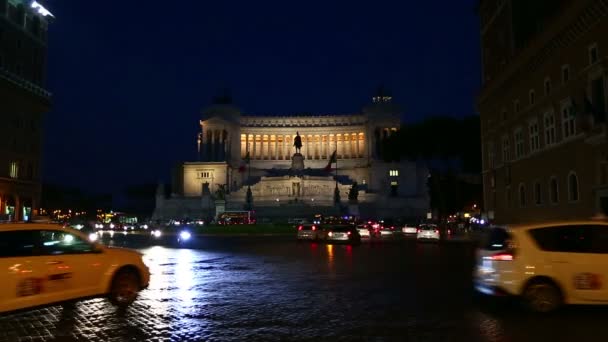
<box><xmin>561</xmin><ymin>100</ymin><xmax>576</xmax><ymax>139</ymax></box>
<box><xmin>502</xmin><ymin>135</ymin><xmax>510</xmax><ymax>163</ymax></box>
<box><xmin>529</xmin><ymin>90</ymin><xmax>535</xmax><ymax>105</ymax></box>
<box><xmin>562</xmin><ymin>65</ymin><xmax>570</xmax><ymax>83</ymax></box>
<box><xmin>589</xmin><ymin>43</ymin><xmax>599</xmax><ymax>65</ymax></box>
<box><xmin>514</xmin><ymin>100</ymin><xmax>520</xmax><ymax>113</ymax></box>
<box><xmin>544</xmin><ymin>111</ymin><xmax>556</xmax><ymax>146</ymax></box>
<box><xmin>568</xmin><ymin>172</ymin><xmax>579</xmax><ymax>202</ymax></box>
<box><xmin>200</xmin><ymin>171</ymin><xmax>211</xmax><ymax>178</ymax></box>
<box><xmin>590</xmin><ymin>76</ymin><xmax>606</xmax><ymax>121</ymax></box>
<box><xmin>534</xmin><ymin>182</ymin><xmax>542</xmax><ymax>205</ymax></box>
<box><xmin>544</xmin><ymin>78</ymin><xmax>552</xmax><ymax>95</ymax></box>
<box><xmin>529</xmin><ymin>119</ymin><xmax>540</xmax><ymax>152</ymax></box>
<box><xmin>389</xmin><ymin>170</ymin><xmax>399</xmax><ymax>177</ymax></box>
<box><xmin>487</xmin><ymin>142</ymin><xmax>495</xmax><ymax>169</ymax></box>
<box><xmin>550</xmin><ymin>177</ymin><xmax>559</xmax><ymax>204</ymax></box>
<box><xmin>519</xmin><ymin>183</ymin><xmax>526</xmax><ymax>208</ymax></box>
<box><xmin>390</xmin><ymin>181</ymin><xmax>398</xmax><ymax>186</ymax></box>
<box><xmin>9</xmin><ymin>161</ymin><xmax>18</xmax><ymax>179</ymax></box>
<box><xmin>505</xmin><ymin>186</ymin><xmax>511</xmax><ymax>209</ymax></box>
<box><xmin>514</xmin><ymin>128</ymin><xmax>525</xmax><ymax>159</ymax></box>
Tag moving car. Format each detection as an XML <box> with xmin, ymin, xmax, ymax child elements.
<box><xmin>297</xmin><ymin>224</ymin><xmax>325</xmax><ymax>241</ymax></box>
<box><xmin>325</xmin><ymin>225</ymin><xmax>361</xmax><ymax>245</ymax></box>
<box><xmin>356</xmin><ymin>225</ymin><xmax>372</xmax><ymax>240</ymax></box>
<box><xmin>0</xmin><ymin>223</ymin><xmax>150</xmax><ymax>314</ymax></box>
<box><xmin>475</xmin><ymin>221</ymin><xmax>608</xmax><ymax>312</ymax></box>
<box><xmin>402</xmin><ymin>225</ymin><xmax>418</xmax><ymax>236</ymax></box>
<box><xmin>416</xmin><ymin>224</ymin><xmax>440</xmax><ymax>242</ymax></box>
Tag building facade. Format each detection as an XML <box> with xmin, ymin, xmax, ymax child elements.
<box><xmin>0</xmin><ymin>0</ymin><xmax>52</xmax><ymax>221</ymax></box>
<box><xmin>153</xmin><ymin>92</ymin><xmax>430</xmax><ymax>221</ymax></box>
<box><xmin>478</xmin><ymin>0</ymin><xmax>608</xmax><ymax>223</ymax></box>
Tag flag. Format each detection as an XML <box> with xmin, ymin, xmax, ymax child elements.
<box><xmin>324</xmin><ymin>150</ymin><xmax>337</xmax><ymax>172</ymax></box>
<box><xmin>238</xmin><ymin>152</ymin><xmax>250</xmax><ymax>173</ymax></box>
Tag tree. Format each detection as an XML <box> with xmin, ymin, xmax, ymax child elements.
<box><xmin>334</xmin><ymin>184</ymin><xmax>341</xmax><ymax>205</ymax></box>
<box><xmin>348</xmin><ymin>182</ymin><xmax>359</xmax><ymax>203</ymax></box>
<box><xmin>245</xmin><ymin>186</ymin><xmax>253</xmax><ymax>210</ymax></box>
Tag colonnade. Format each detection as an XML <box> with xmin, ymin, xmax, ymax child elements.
<box><xmin>239</xmin><ymin>132</ymin><xmax>366</xmax><ymax>161</ymax></box>
<box><xmin>198</xmin><ymin>128</ymin><xmax>230</xmax><ymax>161</ymax></box>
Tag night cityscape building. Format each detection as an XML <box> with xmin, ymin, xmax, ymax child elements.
<box><xmin>0</xmin><ymin>0</ymin><xmax>52</xmax><ymax>221</ymax></box>
<box><xmin>478</xmin><ymin>0</ymin><xmax>608</xmax><ymax>223</ymax></box>
<box><xmin>153</xmin><ymin>90</ymin><xmax>430</xmax><ymax>221</ymax></box>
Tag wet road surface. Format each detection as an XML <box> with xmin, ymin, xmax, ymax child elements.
<box><xmin>2</xmin><ymin>236</ymin><xmax>608</xmax><ymax>341</ymax></box>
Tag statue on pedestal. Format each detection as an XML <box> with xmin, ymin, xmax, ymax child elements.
<box><xmin>293</xmin><ymin>131</ymin><xmax>302</xmax><ymax>154</ymax></box>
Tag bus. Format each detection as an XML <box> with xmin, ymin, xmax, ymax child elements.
<box><xmin>217</xmin><ymin>211</ymin><xmax>256</xmax><ymax>225</ymax></box>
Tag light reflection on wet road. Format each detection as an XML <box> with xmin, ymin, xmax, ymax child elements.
<box><xmin>2</xmin><ymin>237</ymin><xmax>608</xmax><ymax>341</ymax></box>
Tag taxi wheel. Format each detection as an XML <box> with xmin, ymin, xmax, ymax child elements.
<box><xmin>523</xmin><ymin>281</ymin><xmax>562</xmax><ymax>313</ymax></box>
<box><xmin>109</xmin><ymin>269</ymin><xmax>140</xmax><ymax>307</ymax></box>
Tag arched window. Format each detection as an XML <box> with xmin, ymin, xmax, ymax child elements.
<box><xmin>534</xmin><ymin>182</ymin><xmax>542</xmax><ymax>205</ymax></box>
<box><xmin>550</xmin><ymin>177</ymin><xmax>559</xmax><ymax>204</ymax></box>
<box><xmin>519</xmin><ymin>183</ymin><xmax>526</xmax><ymax>208</ymax></box>
<box><xmin>568</xmin><ymin>172</ymin><xmax>579</xmax><ymax>202</ymax></box>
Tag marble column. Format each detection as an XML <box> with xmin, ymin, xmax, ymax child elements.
<box><xmin>356</xmin><ymin>133</ymin><xmax>360</xmax><ymax>158</ymax></box>
<box><xmin>211</xmin><ymin>130</ymin><xmax>216</xmax><ymax>161</ymax></box>
<box><xmin>224</xmin><ymin>131</ymin><xmax>230</xmax><ymax>160</ymax></box>
<box><xmin>274</xmin><ymin>136</ymin><xmax>278</xmax><ymax>160</ymax></box>
<box><xmin>260</xmin><ymin>135</ymin><xmax>265</xmax><ymax>160</ymax></box>
<box><xmin>282</xmin><ymin>135</ymin><xmax>286</xmax><ymax>160</ymax></box>
<box><xmin>253</xmin><ymin>135</ymin><xmax>257</xmax><ymax>160</ymax></box>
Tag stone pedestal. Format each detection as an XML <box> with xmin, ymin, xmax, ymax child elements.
<box><xmin>215</xmin><ymin>200</ymin><xmax>226</xmax><ymax>219</ymax></box>
<box><xmin>291</xmin><ymin>153</ymin><xmax>305</xmax><ymax>171</ymax></box>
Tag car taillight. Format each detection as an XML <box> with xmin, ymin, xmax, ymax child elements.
<box><xmin>434</xmin><ymin>230</ymin><xmax>439</xmax><ymax>234</ymax></box>
<box><xmin>417</xmin><ymin>229</ymin><xmax>421</xmax><ymax>233</ymax></box>
<box><xmin>298</xmin><ymin>225</ymin><xmax>303</xmax><ymax>231</ymax></box>
<box><xmin>312</xmin><ymin>226</ymin><xmax>316</xmax><ymax>231</ymax></box>
<box><xmin>347</xmin><ymin>231</ymin><xmax>351</xmax><ymax>235</ymax></box>
<box><xmin>484</xmin><ymin>253</ymin><xmax>515</xmax><ymax>261</ymax></box>
<box><xmin>328</xmin><ymin>231</ymin><xmax>333</xmax><ymax>237</ymax></box>
<box><xmin>448</xmin><ymin>229</ymin><xmax>451</xmax><ymax>235</ymax></box>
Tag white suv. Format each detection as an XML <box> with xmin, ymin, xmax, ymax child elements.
<box><xmin>475</xmin><ymin>221</ymin><xmax>608</xmax><ymax>312</ymax></box>
<box><xmin>0</xmin><ymin>223</ymin><xmax>150</xmax><ymax>314</ymax></box>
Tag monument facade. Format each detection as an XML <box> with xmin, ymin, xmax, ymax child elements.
<box><xmin>153</xmin><ymin>90</ymin><xmax>429</xmax><ymax>221</ymax></box>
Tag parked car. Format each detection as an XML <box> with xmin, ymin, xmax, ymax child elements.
<box><xmin>297</xmin><ymin>224</ymin><xmax>325</xmax><ymax>241</ymax></box>
<box><xmin>416</xmin><ymin>224</ymin><xmax>440</xmax><ymax>242</ymax></box>
<box><xmin>0</xmin><ymin>223</ymin><xmax>150</xmax><ymax>314</ymax></box>
<box><xmin>325</xmin><ymin>225</ymin><xmax>361</xmax><ymax>245</ymax></box>
<box><xmin>475</xmin><ymin>221</ymin><xmax>608</xmax><ymax>313</ymax></box>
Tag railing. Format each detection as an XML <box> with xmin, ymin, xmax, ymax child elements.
<box><xmin>0</xmin><ymin>66</ymin><xmax>51</xmax><ymax>99</ymax></box>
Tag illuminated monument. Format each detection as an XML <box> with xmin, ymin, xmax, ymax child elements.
<box><xmin>153</xmin><ymin>89</ymin><xmax>429</xmax><ymax>220</ymax></box>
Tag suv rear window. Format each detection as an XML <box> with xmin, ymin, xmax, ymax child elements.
<box><xmin>483</xmin><ymin>227</ymin><xmax>512</xmax><ymax>251</ymax></box>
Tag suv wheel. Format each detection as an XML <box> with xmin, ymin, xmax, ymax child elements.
<box><xmin>523</xmin><ymin>281</ymin><xmax>562</xmax><ymax>313</ymax></box>
<box><xmin>109</xmin><ymin>269</ymin><xmax>140</xmax><ymax>307</ymax></box>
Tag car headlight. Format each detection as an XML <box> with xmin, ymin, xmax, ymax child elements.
<box><xmin>152</xmin><ymin>230</ymin><xmax>162</xmax><ymax>238</ymax></box>
<box><xmin>143</xmin><ymin>224</ymin><xmax>148</xmax><ymax>229</ymax></box>
<box><xmin>89</xmin><ymin>232</ymin><xmax>98</xmax><ymax>242</ymax></box>
<box><xmin>179</xmin><ymin>231</ymin><xmax>191</xmax><ymax>241</ymax></box>
<box><xmin>110</xmin><ymin>223</ymin><xmax>115</xmax><ymax>229</ymax></box>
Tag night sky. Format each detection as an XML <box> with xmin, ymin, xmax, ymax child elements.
<box><xmin>43</xmin><ymin>0</ymin><xmax>481</xmax><ymax>194</ymax></box>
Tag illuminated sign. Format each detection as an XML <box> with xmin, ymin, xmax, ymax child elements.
<box><xmin>30</xmin><ymin>1</ymin><xmax>54</xmax><ymax>18</ymax></box>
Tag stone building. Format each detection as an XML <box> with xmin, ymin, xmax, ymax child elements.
<box><xmin>0</xmin><ymin>0</ymin><xmax>53</xmax><ymax>221</ymax></box>
<box><xmin>153</xmin><ymin>91</ymin><xmax>429</xmax><ymax>221</ymax></box>
<box><xmin>478</xmin><ymin>0</ymin><xmax>608</xmax><ymax>223</ymax></box>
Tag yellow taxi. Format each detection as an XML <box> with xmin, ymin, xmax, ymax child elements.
<box><xmin>0</xmin><ymin>223</ymin><xmax>150</xmax><ymax>314</ymax></box>
<box><xmin>475</xmin><ymin>220</ymin><xmax>608</xmax><ymax>312</ymax></box>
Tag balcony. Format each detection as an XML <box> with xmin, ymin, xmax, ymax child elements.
<box><xmin>0</xmin><ymin>66</ymin><xmax>51</xmax><ymax>100</ymax></box>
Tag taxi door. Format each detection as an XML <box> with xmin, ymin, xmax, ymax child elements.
<box><xmin>549</xmin><ymin>225</ymin><xmax>608</xmax><ymax>303</ymax></box>
<box><xmin>0</xmin><ymin>230</ymin><xmax>47</xmax><ymax>313</ymax></box>
<box><xmin>39</xmin><ymin>230</ymin><xmax>106</xmax><ymax>300</ymax></box>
